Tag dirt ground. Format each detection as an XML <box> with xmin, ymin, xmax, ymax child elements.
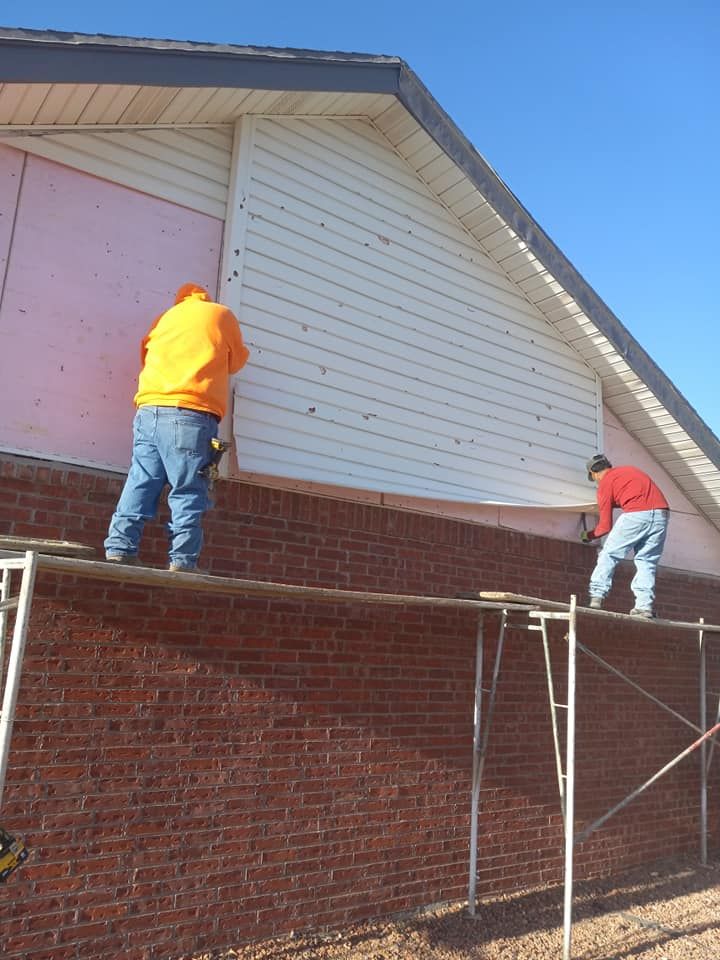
<box><xmin>190</xmin><ymin>857</ymin><xmax>720</xmax><ymax>960</ymax></box>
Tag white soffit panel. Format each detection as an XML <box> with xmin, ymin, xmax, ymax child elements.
<box><xmin>0</xmin><ymin>82</ymin><xmax>396</xmax><ymax>125</ymax></box>
<box><xmin>232</xmin><ymin>117</ymin><xmax>598</xmax><ymax>506</ymax></box>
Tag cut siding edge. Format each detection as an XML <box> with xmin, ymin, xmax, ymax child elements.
<box><xmin>234</xmin><ymin>415</ymin><xmax>595</xmax><ymax>502</ymax></box>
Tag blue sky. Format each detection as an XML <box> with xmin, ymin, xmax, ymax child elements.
<box><xmin>5</xmin><ymin>2</ymin><xmax>719</xmax><ymax>435</ymax></box>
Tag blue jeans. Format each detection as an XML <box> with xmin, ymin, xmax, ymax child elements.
<box><xmin>105</xmin><ymin>406</ymin><xmax>217</xmax><ymax>568</ymax></box>
<box><xmin>589</xmin><ymin>509</ymin><xmax>669</xmax><ymax>610</ymax></box>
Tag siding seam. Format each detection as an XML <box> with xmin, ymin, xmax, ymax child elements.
<box><xmin>0</xmin><ymin>149</ymin><xmax>26</xmax><ymax>315</ymax></box>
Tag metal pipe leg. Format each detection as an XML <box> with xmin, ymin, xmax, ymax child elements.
<box><xmin>541</xmin><ymin>617</ymin><xmax>566</xmax><ymax>824</ymax></box>
<box><xmin>562</xmin><ymin>595</ymin><xmax>578</xmax><ymax>960</ymax></box>
<box><xmin>0</xmin><ymin>551</ymin><xmax>38</xmax><ymax>812</ymax></box>
<box><xmin>468</xmin><ymin>610</ymin><xmax>508</xmax><ymax>915</ymax></box>
<box><xmin>0</xmin><ymin>566</ymin><xmax>10</xmax><ymax>690</ymax></box>
<box><xmin>478</xmin><ymin>611</ymin><xmax>508</xmax><ymax>783</ymax></box>
<box><xmin>699</xmin><ymin>621</ymin><xmax>707</xmax><ymax>865</ymax></box>
<box><xmin>468</xmin><ymin>614</ymin><xmax>485</xmax><ymax>915</ymax></box>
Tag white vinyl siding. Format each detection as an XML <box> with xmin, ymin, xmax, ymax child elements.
<box><xmin>232</xmin><ymin>118</ymin><xmax>599</xmax><ymax>505</ymax></box>
<box><xmin>5</xmin><ymin>127</ymin><xmax>233</xmax><ymax>218</ymax></box>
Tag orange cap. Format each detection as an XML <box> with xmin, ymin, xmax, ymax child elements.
<box><xmin>174</xmin><ymin>283</ymin><xmax>210</xmax><ymax>304</ymax></box>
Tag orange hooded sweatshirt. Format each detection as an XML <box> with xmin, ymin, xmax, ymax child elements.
<box><xmin>134</xmin><ymin>283</ymin><xmax>249</xmax><ymax>420</ymax></box>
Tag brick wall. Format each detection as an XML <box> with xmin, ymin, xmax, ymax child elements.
<box><xmin>1</xmin><ymin>455</ymin><xmax>719</xmax><ymax>960</ymax></box>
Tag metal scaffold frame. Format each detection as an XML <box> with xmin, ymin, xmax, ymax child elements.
<box><xmin>467</xmin><ymin>591</ymin><xmax>720</xmax><ymax>960</ymax></box>
<box><xmin>0</xmin><ymin>552</ymin><xmax>38</xmax><ymax>811</ymax></box>
<box><xmin>0</xmin><ymin>550</ymin><xmax>719</xmax><ymax>959</ymax></box>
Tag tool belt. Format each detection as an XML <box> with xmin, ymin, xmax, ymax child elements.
<box><xmin>0</xmin><ymin>826</ymin><xmax>28</xmax><ymax>882</ymax></box>
<box><xmin>201</xmin><ymin>437</ymin><xmax>229</xmax><ymax>486</ymax></box>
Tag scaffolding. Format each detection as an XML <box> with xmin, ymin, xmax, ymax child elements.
<box><xmin>465</xmin><ymin>590</ymin><xmax>720</xmax><ymax>960</ymax></box>
<box><xmin>0</xmin><ymin>549</ymin><xmax>718</xmax><ymax>959</ymax></box>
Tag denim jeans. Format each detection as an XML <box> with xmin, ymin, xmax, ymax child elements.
<box><xmin>589</xmin><ymin>509</ymin><xmax>669</xmax><ymax>610</ymax></box>
<box><xmin>105</xmin><ymin>405</ymin><xmax>217</xmax><ymax>568</ymax></box>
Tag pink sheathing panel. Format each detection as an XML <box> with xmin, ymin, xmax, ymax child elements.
<box><xmin>0</xmin><ymin>144</ymin><xmax>24</xmax><ymax>287</ymax></box>
<box><xmin>0</xmin><ymin>152</ymin><xmax>223</xmax><ymax>468</ymax></box>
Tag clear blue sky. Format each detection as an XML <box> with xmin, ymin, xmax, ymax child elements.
<box><xmin>5</xmin><ymin>2</ymin><xmax>719</xmax><ymax>435</ymax></box>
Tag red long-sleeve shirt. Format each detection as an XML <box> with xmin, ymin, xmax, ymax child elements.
<box><xmin>588</xmin><ymin>466</ymin><xmax>669</xmax><ymax>540</ymax></box>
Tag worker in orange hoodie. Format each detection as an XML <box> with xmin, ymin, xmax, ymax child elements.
<box><xmin>105</xmin><ymin>283</ymin><xmax>249</xmax><ymax>572</ymax></box>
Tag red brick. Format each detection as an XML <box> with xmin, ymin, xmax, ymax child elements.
<box><xmin>1</xmin><ymin>454</ymin><xmax>719</xmax><ymax>958</ymax></box>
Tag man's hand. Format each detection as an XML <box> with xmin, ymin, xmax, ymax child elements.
<box><xmin>580</xmin><ymin>530</ymin><xmax>592</xmax><ymax>544</ymax></box>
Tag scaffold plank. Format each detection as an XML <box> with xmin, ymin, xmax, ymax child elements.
<box><xmin>466</xmin><ymin>591</ymin><xmax>720</xmax><ymax>633</ymax></box>
<box><xmin>2</xmin><ymin>553</ymin><xmax>539</xmax><ymax>612</ymax></box>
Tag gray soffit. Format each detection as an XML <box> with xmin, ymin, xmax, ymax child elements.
<box><xmin>1</xmin><ymin>25</ymin><xmax>718</xmax><ymax>484</ymax></box>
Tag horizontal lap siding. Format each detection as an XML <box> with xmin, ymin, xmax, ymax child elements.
<box><xmin>6</xmin><ymin>127</ymin><xmax>233</xmax><ymax>218</ymax></box>
<box><xmin>233</xmin><ymin>118</ymin><xmax>598</xmax><ymax>505</ymax></box>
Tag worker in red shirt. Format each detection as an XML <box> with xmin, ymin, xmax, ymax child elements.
<box><xmin>580</xmin><ymin>454</ymin><xmax>669</xmax><ymax>618</ymax></box>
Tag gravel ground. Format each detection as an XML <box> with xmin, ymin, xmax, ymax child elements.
<box><xmin>190</xmin><ymin>858</ymin><xmax>720</xmax><ymax>960</ymax></box>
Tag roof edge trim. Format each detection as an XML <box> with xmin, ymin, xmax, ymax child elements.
<box><xmin>397</xmin><ymin>66</ymin><xmax>720</xmax><ymax>471</ymax></box>
<box><xmin>0</xmin><ymin>29</ymin><xmax>402</xmax><ymax>94</ymax></box>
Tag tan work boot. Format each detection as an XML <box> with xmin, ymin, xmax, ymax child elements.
<box><xmin>167</xmin><ymin>563</ymin><xmax>201</xmax><ymax>574</ymax></box>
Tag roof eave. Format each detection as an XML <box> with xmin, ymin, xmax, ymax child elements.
<box><xmin>396</xmin><ymin>66</ymin><xmax>720</xmax><ymax>473</ymax></box>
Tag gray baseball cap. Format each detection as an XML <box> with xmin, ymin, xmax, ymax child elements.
<box><xmin>586</xmin><ymin>454</ymin><xmax>612</xmax><ymax>481</ymax></box>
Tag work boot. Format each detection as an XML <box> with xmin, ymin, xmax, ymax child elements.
<box><xmin>168</xmin><ymin>563</ymin><xmax>201</xmax><ymax>574</ymax></box>
<box><xmin>629</xmin><ymin>607</ymin><xmax>654</xmax><ymax>619</ymax></box>
<box><xmin>588</xmin><ymin>596</ymin><xmax>603</xmax><ymax>609</ymax></box>
<box><xmin>105</xmin><ymin>555</ymin><xmax>139</xmax><ymax>566</ymax></box>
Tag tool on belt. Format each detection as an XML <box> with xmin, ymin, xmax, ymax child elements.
<box><xmin>0</xmin><ymin>826</ymin><xmax>29</xmax><ymax>882</ymax></box>
<box><xmin>202</xmin><ymin>437</ymin><xmax>229</xmax><ymax>487</ymax></box>
<box><xmin>580</xmin><ymin>512</ymin><xmax>590</xmax><ymax>543</ymax></box>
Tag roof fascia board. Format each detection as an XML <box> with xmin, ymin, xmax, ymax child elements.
<box><xmin>0</xmin><ymin>36</ymin><xmax>401</xmax><ymax>94</ymax></box>
<box><xmin>397</xmin><ymin>66</ymin><xmax>720</xmax><ymax>472</ymax></box>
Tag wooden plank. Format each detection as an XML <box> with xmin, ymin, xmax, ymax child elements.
<box><xmin>32</xmin><ymin>554</ymin><xmax>538</xmax><ymax>612</ymax></box>
<box><xmin>0</xmin><ymin>536</ymin><xmax>95</xmax><ymax>557</ymax></box>
<box><xmin>467</xmin><ymin>591</ymin><xmax>720</xmax><ymax>633</ymax></box>
<box><xmin>18</xmin><ymin>555</ymin><xmax>719</xmax><ymax>633</ymax></box>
